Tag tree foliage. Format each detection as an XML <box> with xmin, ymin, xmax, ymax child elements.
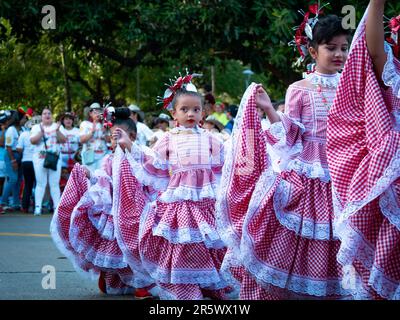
<box><xmin>1</xmin><ymin>1</ymin><xmax>400</xmax><ymax>115</ymax></box>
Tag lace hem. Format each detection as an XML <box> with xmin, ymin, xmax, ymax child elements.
<box><xmin>383</xmin><ymin>41</ymin><xmax>400</xmax><ymax>99</ymax></box>
<box><xmin>285</xmin><ymin>159</ymin><xmax>331</xmax><ymax>182</ymax></box>
<box><xmin>49</xmin><ymin>215</ymin><xmax>100</xmax><ymax>282</ymax></box>
<box><xmin>125</xmin><ymin>148</ymin><xmax>169</xmax><ymax>191</ymax></box>
<box><xmin>68</xmin><ymin>226</ymin><xmax>127</xmax><ymax>269</ymax></box>
<box><xmin>215</xmin><ymin>83</ymin><xmax>258</xmax><ymax>258</ymax></box>
<box><xmin>273</xmin><ymin>179</ymin><xmax>334</xmax><ymax>240</ymax></box>
<box><xmin>240</xmin><ymin>232</ymin><xmax>351</xmax><ymax>297</ymax></box>
<box><xmin>139</xmin><ymin>256</ymin><xmax>227</xmax><ymax>289</ymax></box>
<box><xmin>334</xmin><ymin>148</ymin><xmax>400</xmax><ymax>229</ymax></box>
<box><xmin>111</xmin><ymin>147</ymin><xmax>155</xmax><ymax>288</ymax></box>
<box><xmin>268</xmin><ymin>117</ymin><xmax>304</xmax><ymax>159</ymax></box>
<box><xmin>158</xmin><ymin>183</ymin><xmax>218</xmax><ymax>203</ymax></box>
<box><xmin>369</xmin><ymin>265</ymin><xmax>400</xmax><ymax>300</ymax></box>
<box><xmin>379</xmin><ymin>186</ymin><xmax>400</xmax><ymax>232</ymax></box>
<box><xmin>152</xmin><ymin>222</ymin><xmax>225</xmax><ymax>249</ymax></box>
<box><xmin>71</xmin><ymin>190</ymin><xmax>115</xmax><ymax>240</ymax></box>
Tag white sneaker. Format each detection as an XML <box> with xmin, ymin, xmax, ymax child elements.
<box><xmin>34</xmin><ymin>210</ymin><xmax>42</xmax><ymax>216</ymax></box>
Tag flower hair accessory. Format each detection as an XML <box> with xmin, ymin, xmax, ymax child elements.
<box><xmin>288</xmin><ymin>2</ymin><xmax>329</xmax><ymax>65</ymax></box>
<box><xmin>157</xmin><ymin>70</ymin><xmax>202</xmax><ymax>111</ymax></box>
<box><xmin>103</xmin><ymin>103</ymin><xmax>115</xmax><ymax>129</ymax></box>
<box><xmin>386</xmin><ymin>15</ymin><xmax>400</xmax><ymax>58</ymax></box>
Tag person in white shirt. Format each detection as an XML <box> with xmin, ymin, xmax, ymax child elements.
<box><xmin>17</xmin><ymin>118</ymin><xmax>37</xmax><ymax>213</ymax></box>
<box><xmin>128</xmin><ymin>104</ymin><xmax>154</xmax><ymax>146</ymax></box>
<box><xmin>59</xmin><ymin>112</ymin><xmax>80</xmax><ymax>170</ymax></box>
<box><xmin>79</xmin><ymin>103</ymin><xmax>109</xmax><ymax>171</ymax></box>
<box><xmin>0</xmin><ymin>111</ymin><xmax>25</xmax><ymax>212</ymax></box>
<box><xmin>30</xmin><ymin>108</ymin><xmax>66</xmax><ymax>216</ymax></box>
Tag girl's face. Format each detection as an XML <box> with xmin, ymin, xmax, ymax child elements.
<box><xmin>309</xmin><ymin>34</ymin><xmax>349</xmax><ymax>74</ymax></box>
<box><xmin>63</xmin><ymin>117</ymin><xmax>73</xmax><ymax>129</ymax></box>
<box><xmin>110</xmin><ymin>125</ymin><xmax>136</xmax><ymax>150</ymax></box>
<box><xmin>42</xmin><ymin>109</ymin><xmax>53</xmax><ymax>125</ymax></box>
<box><xmin>171</xmin><ymin>95</ymin><xmax>202</xmax><ymax>129</ymax></box>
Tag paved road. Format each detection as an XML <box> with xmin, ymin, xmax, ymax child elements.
<box><xmin>0</xmin><ymin>213</ymin><xmax>134</xmax><ymax>300</ymax></box>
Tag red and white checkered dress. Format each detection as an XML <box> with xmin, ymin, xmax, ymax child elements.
<box><xmin>326</xmin><ymin>9</ymin><xmax>400</xmax><ymax>300</ymax></box>
<box><xmin>124</xmin><ymin>129</ymin><xmax>228</xmax><ymax>300</ymax></box>
<box><xmin>218</xmin><ymin>81</ymin><xmax>350</xmax><ymax>299</ymax></box>
<box><xmin>50</xmin><ymin>156</ymin><xmax>135</xmax><ymax>294</ymax></box>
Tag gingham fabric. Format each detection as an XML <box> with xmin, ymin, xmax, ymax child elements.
<box><xmin>112</xmin><ymin>148</ymin><xmax>155</xmax><ymax>289</ymax></box>
<box><xmin>219</xmin><ymin>83</ymin><xmax>348</xmax><ymax>298</ymax></box>
<box><xmin>67</xmin><ymin>156</ymin><xmax>128</xmax><ymax>270</ymax></box>
<box><xmin>50</xmin><ymin>164</ymin><xmax>100</xmax><ymax>278</ymax></box>
<box><xmin>215</xmin><ymin>83</ymin><xmax>268</xmax><ymax>282</ymax></box>
<box><xmin>326</xmin><ymin>10</ymin><xmax>400</xmax><ymax>300</ymax></box>
<box><xmin>138</xmin><ymin>198</ymin><xmax>228</xmax><ymax>300</ymax></box>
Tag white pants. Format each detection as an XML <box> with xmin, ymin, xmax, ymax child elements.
<box><xmin>32</xmin><ymin>154</ymin><xmax>62</xmax><ymax>212</ymax></box>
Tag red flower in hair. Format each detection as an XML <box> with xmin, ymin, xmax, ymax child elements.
<box><xmin>389</xmin><ymin>15</ymin><xmax>400</xmax><ymax>34</ymax></box>
<box><xmin>308</xmin><ymin>3</ymin><xmax>324</xmax><ymax>15</ymax></box>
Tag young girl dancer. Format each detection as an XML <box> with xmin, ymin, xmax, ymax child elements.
<box><xmin>218</xmin><ymin>12</ymin><xmax>352</xmax><ymax>299</ymax></box>
<box><xmin>113</xmin><ymin>74</ymin><xmax>228</xmax><ymax>300</ymax></box>
<box><xmin>51</xmin><ymin>107</ymin><xmax>152</xmax><ymax>295</ymax></box>
<box><xmin>326</xmin><ymin>0</ymin><xmax>400</xmax><ymax>299</ymax></box>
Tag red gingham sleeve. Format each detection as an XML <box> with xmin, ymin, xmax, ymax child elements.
<box><xmin>125</xmin><ymin>134</ymin><xmax>170</xmax><ymax>191</ymax></box>
<box><xmin>263</xmin><ymin>85</ymin><xmax>305</xmax><ymax>159</ymax></box>
<box><xmin>327</xmin><ymin>30</ymin><xmax>400</xmax><ymax>211</ymax></box>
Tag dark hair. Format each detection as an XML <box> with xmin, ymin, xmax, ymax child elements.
<box><xmin>171</xmin><ymin>89</ymin><xmax>203</xmax><ymax>110</ymax></box>
<box><xmin>228</xmin><ymin>104</ymin><xmax>238</xmax><ymax>118</ymax></box>
<box><xmin>152</xmin><ymin>117</ymin><xmax>169</xmax><ymax>129</ymax></box>
<box><xmin>112</xmin><ymin>107</ymin><xmax>137</xmax><ymax>133</ymax></box>
<box><xmin>309</xmin><ymin>15</ymin><xmax>352</xmax><ymax>48</ymax></box>
<box><xmin>204</xmin><ymin>93</ymin><xmax>215</xmax><ymax>105</ymax></box>
<box><xmin>272</xmin><ymin>99</ymin><xmax>285</xmax><ymax>110</ymax></box>
<box><xmin>7</xmin><ymin>110</ymin><xmax>19</xmax><ymax>127</ymax></box>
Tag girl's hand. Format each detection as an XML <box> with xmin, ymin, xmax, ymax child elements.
<box><xmin>82</xmin><ymin>165</ymin><xmax>91</xmax><ymax>179</ymax></box>
<box><xmin>255</xmin><ymin>86</ymin><xmax>273</xmax><ymax>112</ymax></box>
<box><xmin>56</xmin><ymin>121</ymin><xmax>62</xmax><ymax>131</ymax></box>
<box><xmin>112</xmin><ymin>128</ymin><xmax>132</xmax><ymax>151</ymax></box>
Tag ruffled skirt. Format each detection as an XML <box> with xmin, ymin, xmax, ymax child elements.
<box><xmin>240</xmin><ymin>169</ymin><xmax>351</xmax><ymax>298</ymax></box>
<box><xmin>139</xmin><ymin>198</ymin><xmax>228</xmax><ymax>299</ymax></box>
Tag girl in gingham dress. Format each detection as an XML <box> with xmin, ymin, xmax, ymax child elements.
<box><xmin>51</xmin><ymin>108</ymin><xmax>152</xmax><ymax>295</ymax></box>
<box><xmin>113</xmin><ymin>77</ymin><xmax>229</xmax><ymax>300</ymax></box>
<box><xmin>217</xmin><ymin>14</ymin><xmax>353</xmax><ymax>299</ymax></box>
<box><xmin>327</xmin><ymin>0</ymin><xmax>400</xmax><ymax>300</ymax></box>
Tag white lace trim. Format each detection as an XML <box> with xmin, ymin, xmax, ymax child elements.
<box><xmin>305</xmin><ymin>71</ymin><xmax>341</xmax><ymax>89</ymax></box>
<box><xmin>131</xmin><ymin>141</ymin><xmax>169</xmax><ymax>170</ymax></box>
<box><xmin>369</xmin><ymin>265</ymin><xmax>400</xmax><ymax>300</ymax></box>
<box><xmin>125</xmin><ymin>147</ymin><xmax>169</xmax><ymax>191</ymax></box>
<box><xmin>71</xmin><ymin>186</ymin><xmax>115</xmax><ymax>240</ymax></box>
<box><xmin>111</xmin><ymin>147</ymin><xmax>155</xmax><ymax>288</ymax></box>
<box><xmin>383</xmin><ymin>41</ymin><xmax>400</xmax><ymax>99</ymax></box>
<box><xmin>379</xmin><ymin>186</ymin><xmax>400</xmax><ymax>232</ymax></box>
<box><xmin>273</xmin><ymin>179</ymin><xmax>335</xmax><ymax>240</ymax></box>
<box><xmin>215</xmin><ymin>83</ymin><xmax>258</xmax><ymax>259</ymax></box>
<box><xmin>332</xmin><ymin>187</ymin><xmax>400</xmax><ymax>300</ymax></box>
<box><xmin>240</xmin><ymin>231</ymin><xmax>350</xmax><ymax>297</ymax></box>
<box><xmin>158</xmin><ymin>183</ymin><xmax>218</xmax><ymax>203</ymax></box>
<box><xmin>68</xmin><ymin>226</ymin><xmax>127</xmax><ymax>269</ymax></box>
<box><xmin>170</xmin><ymin>125</ymin><xmax>204</xmax><ymax>134</ymax></box>
<box><xmin>140</xmin><ymin>256</ymin><xmax>227</xmax><ymax>289</ymax></box>
<box><xmin>152</xmin><ymin>222</ymin><xmax>225</xmax><ymax>249</ymax></box>
<box><xmin>49</xmin><ymin>214</ymin><xmax>100</xmax><ymax>282</ymax></box>
<box><xmin>334</xmin><ymin>148</ymin><xmax>400</xmax><ymax>229</ymax></box>
<box><xmin>286</xmin><ymin>158</ymin><xmax>331</xmax><ymax>182</ymax></box>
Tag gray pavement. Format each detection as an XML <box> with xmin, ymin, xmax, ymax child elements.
<box><xmin>0</xmin><ymin>213</ymin><xmax>134</xmax><ymax>300</ymax></box>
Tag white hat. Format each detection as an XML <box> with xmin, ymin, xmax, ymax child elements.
<box><xmin>89</xmin><ymin>102</ymin><xmax>102</xmax><ymax>110</ymax></box>
<box><xmin>128</xmin><ymin>104</ymin><xmax>141</xmax><ymax>112</ymax></box>
<box><xmin>159</xmin><ymin>113</ymin><xmax>171</xmax><ymax>121</ymax></box>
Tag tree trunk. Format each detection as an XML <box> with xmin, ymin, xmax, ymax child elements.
<box><xmin>60</xmin><ymin>43</ymin><xmax>72</xmax><ymax>111</ymax></box>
